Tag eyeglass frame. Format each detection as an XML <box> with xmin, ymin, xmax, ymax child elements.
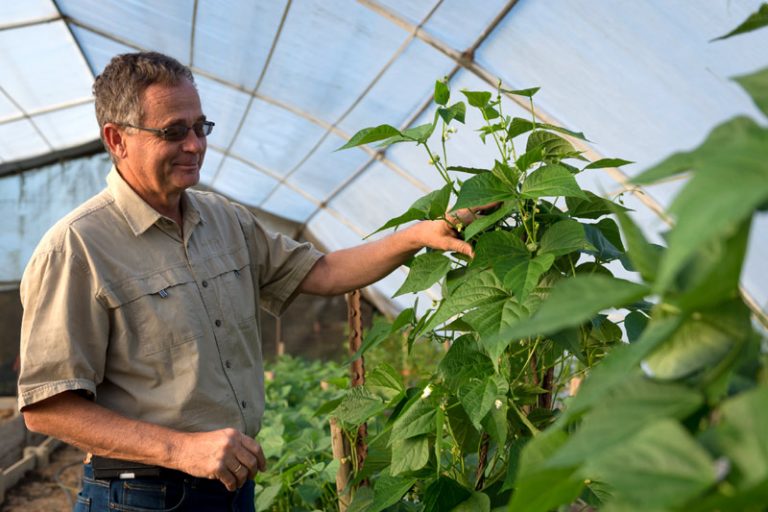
<box><xmin>121</xmin><ymin>120</ymin><xmax>215</xmax><ymax>142</ymax></box>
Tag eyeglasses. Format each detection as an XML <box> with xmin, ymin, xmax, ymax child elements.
<box><xmin>122</xmin><ymin>120</ymin><xmax>215</xmax><ymax>141</ymax></box>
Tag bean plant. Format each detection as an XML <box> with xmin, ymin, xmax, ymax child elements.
<box><xmin>329</xmin><ymin>5</ymin><xmax>768</xmax><ymax>511</ymax></box>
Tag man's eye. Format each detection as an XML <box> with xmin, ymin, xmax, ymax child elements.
<box><xmin>164</xmin><ymin>125</ymin><xmax>189</xmax><ymax>139</ymax></box>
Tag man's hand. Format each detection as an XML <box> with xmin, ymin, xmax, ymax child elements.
<box><xmin>174</xmin><ymin>429</ymin><xmax>267</xmax><ymax>491</ymax></box>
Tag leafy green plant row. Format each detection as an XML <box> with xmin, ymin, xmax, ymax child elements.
<box><xmin>324</xmin><ymin>5</ymin><xmax>768</xmax><ymax>511</ymax></box>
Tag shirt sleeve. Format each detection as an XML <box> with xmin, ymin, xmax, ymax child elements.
<box><xmin>234</xmin><ymin>205</ymin><xmax>324</xmax><ymax>316</ymax></box>
<box><xmin>17</xmin><ymin>230</ymin><xmax>109</xmax><ymax>411</ymax></box>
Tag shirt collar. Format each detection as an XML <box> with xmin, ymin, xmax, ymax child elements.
<box><xmin>107</xmin><ymin>166</ymin><xmax>203</xmax><ymax>237</ymax></box>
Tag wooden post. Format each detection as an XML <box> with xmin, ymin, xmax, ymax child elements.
<box><xmin>330</xmin><ymin>418</ymin><xmax>352</xmax><ymax>512</ymax></box>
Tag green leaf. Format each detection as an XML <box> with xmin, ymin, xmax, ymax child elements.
<box><xmin>438</xmin><ymin>101</ymin><xmax>467</xmax><ymax>124</ymax></box>
<box><xmin>654</xmin><ymin>121</ymin><xmax>768</xmax><ymax>291</ymax></box>
<box><xmin>447</xmin><ymin>165</ymin><xmax>488</xmax><ymax>175</ymax></box>
<box><xmin>438</xmin><ymin>335</ymin><xmax>494</xmax><ymax>393</ymax></box>
<box><xmin>711</xmin><ymin>3</ymin><xmax>768</xmax><ymax>40</ymax></box>
<box><xmin>547</xmin><ymin>376</ymin><xmax>704</xmax><ymax>468</ymax></box>
<box><xmin>713</xmin><ymin>386</ymin><xmax>768</xmax><ymax>486</ymax></box>
<box><xmin>337</xmin><ymin>124</ymin><xmax>402</xmax><ymax>150</ymax></box>
<box><xmin>538</xmin><ymin>219</ymin><xmax>594</xmax><ymax>257</ymax></box>
<box><xmin>461</xmin><ymin>89</ymin><xmax>492</xmax><ymax>107</ymax></box>
<box><xmin>332</xmin><ymin>386</ymin><xmax>386</xmax><ymax>426</ymax></box>
<box><xmin>516</xmin><ymin>145</ymin><xmax>543</xmax><ymax>173</ymax></box>
<box><xmin>369</xmin><ymin>472</ymin><xmax>417</xmax><ymax>512</ymax></box>
<box><xmin>507</xmin><ymin>117</ymin><xmax>535</xmax><ymax>139</ymax></box>
<box><xmin>463</xmin><ymin>296</ymin><xmax>528</xmax><ymax>340</ymax></box>
<box><xmin>735</xmin><ymin>67</ymin><xmax>768</xmax><ymax>117</ymax></box>
<box><xmin>255</xmin><ymin>483</ymin><xmax>283</xmax><ymax>512</ymax></box>
<box><xmin>521</xmin><ymin>164</ymin><xmax>587</xmax><ymax>199</ymax></box>
<box><xmin>641</xmin><ymin>299</ymin><xmax>751</xmax><ymax>380</ymax></box>
<box><xmin>394</xmin><ymin>252</ymin><xmax>452</xmax><ymax>297</ymax></box>
<box><xmin>526</xmin><ymin>131</ymin><xmax>581</xmax><ymax>160</ymax></box>
<box><xmin>473</xmin><ymin>230</ymin><xmax>529</xmax><ymax>279</ymax></box>
<box><xmin>434</xmin><ymin>79</ymin><xmax>450</xmax><ymax>105</ymax></box>
<box><xmin>583</xmin><ymin>158</ymin><xmax>633</xmax><ymax>170</ymax></box>
<box><xmin>535</xmin><ymin>122</ymin><xmax>589</xmax><ymax>142</ymax></box>
<box><xmin>422</xmin><ymin>270</ymin><xmax>508</xmax><ymax>333</ymax></box>
<box><xmin>582</xmin><ymin>419</ymin><xmax>716</xmax><ymax>508</ymax></box>
<box><xmin>583</xmin><ymin>218</ymin><xmax>625</xmax><ymax>261</ymax></box>
<box><xmin>458</xmin><ymin>375</ymin><xmax>498</xmax><ymax>429</ymax></box>
<box><xmin>502</xmin><ymin>253</ymin><xmax>555</xmax><ymax>300</ymax></box>
<box><xmin>391</xmin><ymin>395</ymin><xmax>437</xmax><ymax>442</ymax></box>
<box><xmin>624</xmin><ymin>311</ymin><xmax>648</xmax><ymax>342</ymax></box>
<box><xmin>610</xmin><ymin>205</ymin><xmax>661</xmax><ymax>282</ymax></box>
<box><xmin>350</xmin><ymin>316</ymin><xmax>392</xmax><ymax>361</ymax></box>
<box><xmin>390</xmin><ymin>435</ymin><xmax>430</xmax><ymax>475</ymax></box>
<box><xmin>566</xmin><ymin>190</ymin><xmax>630</xmax><ymax>219</ymax></box>
<box><xmin>451</xmin><ymin>491</ymin><xmax>490</xmax><ymax>511</ymax></box>
<box><xmin>366</xmin><ymin>363</ymin><xmax>405</xmax><ymax>405</ymax></box>
<box><xmin>484</xmin><ymin>275</ymin><xmax>649</xmax><ymax>361</ymax></box>
<box><xmin>454</xmin><ymin>173</ymin><xmax>516</xmax><ymax>210</ymax></box>
<box><xmin>369</xmin><ymin>184</ymin><xmax>452</xmax><ymax>235</ymax></box>
<box><xmin>501</xmin><ymin>86</ymin><xmax>540</xmax><ymax>98</ymax></box>
<box><xmin>462</xmin><ymin>201</ymin><xmax>516</xmax><ymax>240</ymax></box>
<box><xmin>423</xmin><ymin>477</ymin><xmax>472</xmax><ymax>512</ymax></box>
<box><xmin>402</xmin><ymin>122</ymin><xmax>436</xmax><ymax>144</ymax></box>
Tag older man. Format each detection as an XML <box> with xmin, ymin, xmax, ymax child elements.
<box><xmin>17</xmin><ymin>52</ymin><xmax>472</xmax><ymax>511</ymax></box>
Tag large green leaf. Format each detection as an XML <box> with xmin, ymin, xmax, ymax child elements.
<box><xmin>370</xmin><ymin>184</ymin><xmax>451</xmax><ymax>235</ymax></box>
<box><xmin>458</xmin><ymin>375</ymin><xmax>498</xmax><ymax>429</ymax></box>
<box><xmin>538</xmin><ymin>219</ymin><xmax>594</xmax><ymax>257</ymax></box>
<box><xmin>566</xmin><ymin>191</ymin><xmax>629</xmax><ymax>219</ymax></box>
<box><xmin>610</xmin><ymin>205</ymin><xmax>661</xmax><ymax>282</ymax></box>
<box><xmin>332</xmin><ymin>386</ymin><xmax>386</xmax><ymax>426</ymax></box>
<box><xmin>462</xmin><ymin>201</ymin><xmax>516</xmax><ymax>240</ymax></box>
<box><xmin>713</xmin><ymin>386</ymin><xmax>768</xmax><ymax>487</ymax></box>
<box><xmin>390</xmin><ymin>395</ymin><xmax>438</xmax><ymax>442</ymax></box>
<box><xmin>583</xmin><ymin>218</ymin><xmax>625</xmax><ymax>262</ymax></box>
<box><xmin>711</xmin><ymin>3</ymin><xmax>768</xmax><ymax>40</ymax></box>
<box><xmin>366</xmin><ymin>363</ymin><xmax>405</xmax><ymax>405</ymax></box>
<box><xmin>641</xmin><ymin>299</ymin><xmax>751</xmax><ymax>380</ymax></box>
<box><xmin>338</xmin><ymin>124</ymin><xmax>401</xmax><ymax>150</ymax></box>
<box><xmin>438</xmin><ymin>101</ymin><xmax>467</xmax><ymax>125</ymax></box>
<box><xmin>454</xmin><ymin>173</ymin><xmax>516</xmax><ymax>210</ymax></box>
<box><xmin>463</xmin><ymin>296</ymin><xmax>528</xmax><ymax>340</ymax></box>
<box><xmin>473</xmin><ymin>230</ymin><xmax>529</xmax><ymax>279</ymax></box>
<box><xmin>521</xmin><ymin>164</ymin><xmax>587</xmax><ymax>199</ymax></box>
<box><xmin>451</xmin><ymin>491</ymin><xmax>490</xmax><ymax>512</ymax></box>
<box><xmin>423</xmin><ymin>477</ymin><xmax>472</xmax><ymax>512</ymax></box>
<box><xmin>508</xmin><ymin>430</ymin><xmax>584</xmax><ymax>512</ymax></box>
<box><xmin>394</xmin><ymin>252</ymin><xmax>452</xmax><ymax>297</ymax></box>
<box><xmin>547</xmin><ymin>376</ymin><xmax>704</xmax><ymax>467</ymax></box>
<box><xmin>735</xmin><ymin>66</ymin><xmax>768</xmax><ymax>117</ymax></box>
<box><xmin>461</xmin><ymin>89</ymin><xmax>492</xmax><ymax>107</ymax></box>
<box><xmin>422</xmin><ymin>270</ymin><xmax>508</xmax><ymax>333</ymax></box>
<box><xmin>438</xmin><ymin>335</ymin><xmax>494</xmax><ymax>393</ymax></box>
<box><xmin>582</xmin><ymin>419</ymin><xmax>716</xmax><ymax>508</ymax></box>
<box><xmin>369</xmin><ymin>472</ymin><xmax>418</xmax><ymax>512</ymax></box>
<box><xmin>583</xmin><ymin>158</ymin><xmax>633</xmax><ymax>170</ymax></box>
<box><xmin>526</xmin><ymin>131</ymin><xmax>583</xmax><ymax>160</ymax></box>
<box><xmin>483</xmin><ymin>276</ymin><xmax>649</xmax><ymax>362</ymax></box>
<box><xmin>390</xmin><ymin>435</ymin><xmax>430</xmax><ymax>475</ymax></box>
<box><xmin>503</xmin><ymin>253</ymin><xmax>555</xmax><ymax>300</ymax></box>
<box><xmin>501</xmin><ymin>86</ymin><xmax>540</xmax><ymax>98</ymax></box>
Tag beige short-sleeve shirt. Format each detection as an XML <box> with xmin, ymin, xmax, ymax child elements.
<box><xmin>17</xmin><ymin>167</ymin><xmax>323</xmax><ymax>436</ymax></box>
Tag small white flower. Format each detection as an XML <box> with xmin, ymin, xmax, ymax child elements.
<box><xmin>494</xmin><ymin>399</ymin><xmax>503</xmax><ymax>410</ymax></box>
<box><xmin>421</xmin><ymin>384</ymin><xmax>432</xmax><ymax>399</ymax></box>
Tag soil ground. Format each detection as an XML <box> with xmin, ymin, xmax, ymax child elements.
<box><xmin>1</xmin><ymin>444</ymin><xmax>84</xmax><ymax>512</ymax></box>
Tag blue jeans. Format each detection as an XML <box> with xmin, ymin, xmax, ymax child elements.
<box><xmin>74</xmin><ymin>463</ymin><xmax>255</xmax><ymax>512</ymax></box>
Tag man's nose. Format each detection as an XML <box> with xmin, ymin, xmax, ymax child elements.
<box><xmin>181</xmin><ymin>127</ymin><xmax>205</xmax><ymax>153</ymax></box>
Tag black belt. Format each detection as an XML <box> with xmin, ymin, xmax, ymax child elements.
<box><xmin>90</xmin><ymin>456</ymin><xmax>236</xmax><ymax>496</ymax></box>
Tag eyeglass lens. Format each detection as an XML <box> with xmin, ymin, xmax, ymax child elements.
<box><xmin>164</xmin><ymin>121</ymin><xmax>214</xmax><ymax>141</ymax></box>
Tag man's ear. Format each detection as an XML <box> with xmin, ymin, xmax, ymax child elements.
<box><xmin>103</xmin><ymin>123</ymin><xmax>127</xmax><ymax>159</ymax></box>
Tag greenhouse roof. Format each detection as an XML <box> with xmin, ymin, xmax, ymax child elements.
<box><xmin>1</xmin><ymin>0</ymin><xmax>767</xmax><ymax>314</ymax></box>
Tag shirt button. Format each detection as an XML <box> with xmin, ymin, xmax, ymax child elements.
<box><xmin>225</xmin><ymin>360</ymin><xmax>232</xmax><ymax>369</ymax></box>
<box><xmin>241</xmin><ymin>401</ymin><xmax>247</xmax><ymax>408</ymax></box>
<box><xmin>215</xmin><ymin>319</ymin><xmax>222</xmax><ymax>327</ymax></box>
<box><xmin>202</xmin><ymin>280</ymin><xmax>208</xmax><ymax>288</ymax></box>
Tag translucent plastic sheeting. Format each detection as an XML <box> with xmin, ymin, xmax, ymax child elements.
<box><xmin>194</xmin><ymin>0</ymin><xmax>287</xmax><ymax>89</ymax></box>
<box><xmin>0</xmin><ymin>153</ymin><xmax>110</xmax><ymax>281</ymax></box>
<box><xmin>211</xmin><ymin>155</ymin><xmax>279</xmax><ymax>207</ymax></box>
<box><xmin>195</xmin><ymin>75</ymin><xmax>251</xmax><ymax>150</ymax></box>
<box><xmin>257</xmin><ymin>0</ymin><xmax>410</xmax><ymax>124</ymax></box>
<box><xmin>0</xmin><ymin>21</ymin><xmax>92</xmax><ymax>112</ymax></box>
<box><xmin>0</xmin><ymin>119</ymin><xmax>48</xmax><ymax>162</ymax></box>
<box><xmin>0</xmin><ymin>1</ymin><xmax>57</xmax><ymax>28</ymax></box>
<box><xmin>422</xmin><ymin>0</ymin><xmax>510</xmax><ymax>51</ymax></box>
<box><xmin>0</xmin><ymin>90</ymin><xmax>19</xmax><ymax>121</ymax></box>
<box><xmin>58</xmin><ymin>0</ymin><xmax>193</xmax><ymax>65</ymax></box>
<box><xmin>69</xmin><ymin>25</ymin><xmax>136</xmax><ymax>76</ymax></box>
<box><xmin>34</xmin><ymin>102</ymin><xmax>99</xmax><ymax>150</ymax></box>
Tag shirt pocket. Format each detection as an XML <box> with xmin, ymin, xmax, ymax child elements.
<box><xmin>100</xmin><ymin>268</ymin><xmax>206</xmax><ymax>356</ymax></box>
<box><xmin>203</xmin><ymin>244</ymin><xmax>257</xmax><ymax>326</ymax></box>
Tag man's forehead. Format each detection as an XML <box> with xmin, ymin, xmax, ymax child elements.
<box><xmin>141</xmin><ymin>80</ymin><xmax>204</xmax><ymax>123</ymax></box>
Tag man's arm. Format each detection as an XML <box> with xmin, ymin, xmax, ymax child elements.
<box><xmin>299</xmin><ymin>217</ymin><xmax>473</xmax><ymax>296</ymax></box>
<box><xmin>23</xmin><ymin>391</ymin><xmax>265</xmax><ymax>491</ymax></box>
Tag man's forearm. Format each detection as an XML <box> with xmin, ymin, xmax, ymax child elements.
<box><xmin>23</xmin><ymin>391</ymin><xmax>181</xmax><ymax>467</ymax></box>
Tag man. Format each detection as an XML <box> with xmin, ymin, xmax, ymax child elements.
<box><xmin>17</xmin><ymin>52</ymin><xmax>473</xmax><ymax>511</ymax></box>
